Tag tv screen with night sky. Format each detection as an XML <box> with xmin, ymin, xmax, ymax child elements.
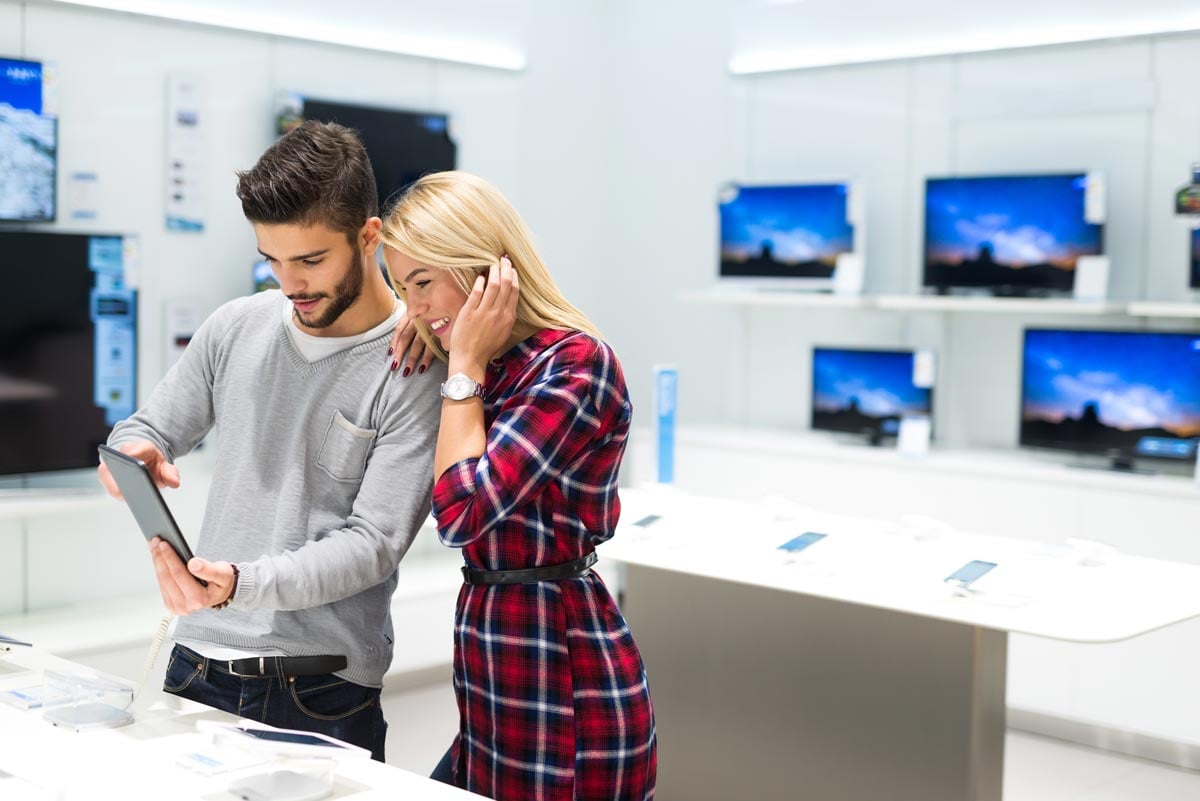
<box><xmin>719</xmin><ymin>183</ymin><xmax>853</xmax><ymax>281</ymax></box>
<box><xmin>1021</xmin><ymin>329</ymin><xmax>1200</xmax><ymax>462</ymax></box>
<box><xmin>811</xmin><ymin>348</ymin><xmax>932</xmax><ymax>439</ymax></box>
<box><xmin>924</xmin><ymin>174</ymin><xmax>1103</xmax><ymax>294</ymax></box>
<box><xmin>1190</xmin><ymin>228</ymin><xmax>1199</xmax><ymax>290</ymax></box>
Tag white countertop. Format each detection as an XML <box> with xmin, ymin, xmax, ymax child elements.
<box><xmin>599</xmin><ymin>486</ymin><xmax>1200</xmax><ymax>643</ymax></box>
<box><xmin>0</xmin><ymin>647</ymin><xmax>474</xmax><ymax>801</ymax></box>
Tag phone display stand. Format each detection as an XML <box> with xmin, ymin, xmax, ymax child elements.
<box><xmin>40</xmin><ymin>670</ymin><xmax>134</xmax><ymax>731</ymax></box>
<box><xmin>228</xmin><ymin>760</ymin><xmax>336</xmax><ymax>801</ymax></box>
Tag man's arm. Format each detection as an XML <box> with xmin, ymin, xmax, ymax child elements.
<box><xmin>106</xmin><ymin>303</ymin><xmax>225</xmax><ymax>466</ymax></box>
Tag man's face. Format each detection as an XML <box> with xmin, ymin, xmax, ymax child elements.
<box><xmin>254</xmin><ymin>222</ymin><xmax>364</xmax><ymax>332</ymax></box>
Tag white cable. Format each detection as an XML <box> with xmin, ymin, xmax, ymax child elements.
<box><xmin>135</xmin><ymin>615</ymin><xmax>174</xmax><ymax>701</ymax></box>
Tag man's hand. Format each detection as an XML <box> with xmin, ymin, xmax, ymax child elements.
<box><xmin>388</xmin><ymin>310</ymin><xmax>437</xmax><ymax>377</ymax></box>
<box><xmin>97</xmin><ymin>439</ymin><xmax>181</xmax><ymax>500</ymax></box>
<box><xmin>149</xmin><ymin>538</ymin><xmax>237</xmax><ymax>615</ymax></box>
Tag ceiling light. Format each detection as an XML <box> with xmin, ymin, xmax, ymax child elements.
<box><xmin>47</xmin><ymin>0</ymin><xmax>526</xmax><ymax>71</ymax></box>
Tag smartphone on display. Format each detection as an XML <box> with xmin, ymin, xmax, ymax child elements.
<box><xmin>203</xmin><ymin>722</ymin><xmax>371</xmax><ymax>759</ymax></box>
<box><xmin>98</xmin><ymin>444</ymin><xmax>205</xmax><ymax>585</ymax></box>
<box><xmin>944</xmin><ymin>560</ymin><xmax>997</xmax><ymax>589</ymax></box>
<box><xmin>777</xmin><ymin>532</ymin><xmax>827</xmax><ymax>553</ymax></box>
<box><xmin>632</xmin><ymin>514</ymin><xmax>662</xmax><ymax>528</ymax></box>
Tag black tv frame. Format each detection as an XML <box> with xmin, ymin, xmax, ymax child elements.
<box><xmin>922</xmin><ymin>172</ymin><xmax>1104</xmax><ymax>297</ymax></box>
<box><xmin>1018</xmin><ymin>327</ymin><xmax>1200</xmax><ymax>471</ymax></box>
<box><xmin>810</xmin><ymin>345</ymin><xmax>935</xmax><ymax>447</ymax></box>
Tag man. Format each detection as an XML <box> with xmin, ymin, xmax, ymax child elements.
<box><xmin>98</xmin><ymin>121</ymin><xmax>443</xmax><ymax>761</ymax></box>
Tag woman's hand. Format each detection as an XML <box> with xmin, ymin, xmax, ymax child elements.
<box><xmin>388</xmin><ymin>311</ymin><xmax>437</xmax><ymax>376</ymax></box>
<box><xmin>448</xmin><ymin>256</ymin><xmax>519</xmax><ymax>372</ymax></box>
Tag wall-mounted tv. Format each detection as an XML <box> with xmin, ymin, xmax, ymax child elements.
<box><xmin>719</xmin><ymin>182</ymin><xmax>856</xmax><ymax>289</ymax></box>
<box><xmin>811</xmin><ymin>347</ymin><xmax>933</xmax><ymax>443</ymax></box>
<box><xmin>252</xmin><ymin>259</ymin><xmax>279</xmax><ymax>293</ymax></box>
<box><xmin>924</xmin><ymin>174</ymin><xmax>1103</xmax><ymax>296</ymax></box>
<box><xmin>1190</xmin><ymin>228</ymin><xmax>1199</xmax><ymax>290</ymax></box>
<box><xmin>276</xmin><ymin>92</ymin><xmax>456</xmax><ymax>213</ymax></box>
<box><xmin>1</xmin><ymin>232</ymin><xmax>137</xmax><ymax>475</ymax></box>
<box><xmin>0</xmin><ymin>56</ymin><xmax>56</xmax><ymax>222</ymax></box>
<box><xmin>1021</xmin><ymin>328</ymin><xmax>1200</xmax><ymax>467</ymax></box>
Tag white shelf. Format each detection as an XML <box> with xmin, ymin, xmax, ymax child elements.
<box><xmin>682</xmin><ymin>288</ymin><xmax>1132</xmax><ymax>315</ymax></box>
<box><xmin>873</xmin><ymin>294</ymin><xmax>1122</xmax><ymax>315</ymax></box>
<box><xmin>0</xmin><ymin>491</ymin><xmax>111</xmax><ymax>522</ymax></box>
<box><xmin>648</xmin><ymin>424</ymin><xmax>1200</xmax><ymax>501</ymax></box>
<box><xmin>681</xmin><ymin>288</ymin><xmax>869</xmax><ymax>309</ymax></box>
<box><xmin>1126</xmin><ymin>301</ymin><xmax>1200</xmax><ymax>319</ymax></box>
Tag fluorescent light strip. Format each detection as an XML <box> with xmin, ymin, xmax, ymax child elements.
<box><xmin>47</xmin><ymin>0</ymin><xmax>526</xmax><ymax>71</ymax></box>
<box><xmin>730</xmin><ymin>16</ymin><xmax>1200</xmax><ymax>74</ymax></box>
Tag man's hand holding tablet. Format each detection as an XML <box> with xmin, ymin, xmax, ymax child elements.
<box><xmin>98</xmin><ymin>443</ymin><xmax>238</xmax><ymax>614</ymax></box>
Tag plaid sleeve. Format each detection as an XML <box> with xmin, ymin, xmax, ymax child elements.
<box><xmin>432</xmin><ymin>362</ymin><xmax>608</xmax><ymax>548</ymax></box>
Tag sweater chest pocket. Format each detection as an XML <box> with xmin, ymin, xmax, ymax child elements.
<box><xmin>316</xmin><ymin>410</ymin><xmax>376</xmax><ymax>482</ymax></box>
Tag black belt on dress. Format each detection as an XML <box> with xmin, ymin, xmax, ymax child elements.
<box><xmin>462</xmin><ymin>552</ymin><xmax>598</xmax><ymax>586</ymax></box>
<box><xmin>225</xmin><ymin>654</ymin><xmax>347</xmax><ymax>678</ymax></box>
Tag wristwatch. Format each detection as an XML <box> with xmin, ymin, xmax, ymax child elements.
<box><xmin>440</xmin><ymin>373</ymin><xmax>484</xmax><ymax>401</ymax></box>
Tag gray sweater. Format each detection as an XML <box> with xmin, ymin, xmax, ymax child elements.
<box><xmin>109</xmin><ymin>290</ymin><xmax>444</xmax><ymax>687</ymax></box>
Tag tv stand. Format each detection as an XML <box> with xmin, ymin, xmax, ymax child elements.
<box><xmin>1070</xmin><ymin>450</ymin><xmax>1155</xmax><ymax>475</ymax></box>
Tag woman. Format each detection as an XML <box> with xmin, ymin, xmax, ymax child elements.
<box><xmin>381</xmin><ymin>171</ymin><xmax>657</xmax><ymax>801</ymax></box>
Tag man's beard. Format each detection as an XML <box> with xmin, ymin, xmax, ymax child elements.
<box><xmin>289</xmin><ymin>256</ymin><xmax>364</xmax><ymax>329</ymax></box>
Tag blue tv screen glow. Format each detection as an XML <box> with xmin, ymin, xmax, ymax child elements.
<box><xmin>1191</xmin><ymin>228</ymin><xmax>1199</xmax><ymax>290</ymax></box>
<box><xmin>0</xmin><ymin>57</ymin><xmax>55</xmax><ymax>222</ymax></box>
<box><xmin>924</xmin><ymin>174</ymin><xmax>1103</xmax><ymax>293</ymax></box>
<box><xmin>720</xmin><ymin>183</ymin><xmax>853</xmax><ymax>281</ymax></box>
<box><xmin>811</xmin><ymin>348</ymin><xmax>932</xmax><ymax>438</ymax></box>
<box><xmin>1021</xmin><ymin>329</ymin><xmax>1200</xmax><ymax>461</ymax></box>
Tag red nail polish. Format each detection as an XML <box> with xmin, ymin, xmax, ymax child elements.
<box><xmin>387</xmin><ymin>347</ymin><xmax>394</xmax><ymax>356</ymax></box>
<box><xmin>402</xmin><ymin>366</ymin><xmax>411</xmax><ymax>377</ymax></box>
<box><xmin>390</xmin><ymin>360</ymin><xmax>398</xmax><ymax>371</ymax></box>
<box><xmin>418</xmin><ymin>364</ymin><xmax>426</xmax><ymax>374</ymax></box>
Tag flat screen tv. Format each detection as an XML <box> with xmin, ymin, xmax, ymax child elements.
<box><xmin>924</xmin><ymin>174</ymin><xmax>1103</xmax><ymax>295</ymax></box>
<box><xmin>811</xmin><ymin>347</ymin><xmax>933</xmax><ymax>443</ymax></box>
<box><xmin>276</xmin><ymin>92</ymin><xmax>456</xmax><ymax>212</ymax></box>
<box><xmin>0</xmin><ymin>56</ymin><xmax>56</xmax><ymax>222</ymax></box>
<box><xmin>252</xmin><ymin>259</ymin><xmax>279</xmax><ymax>293</ymax></box>
<box><xmin>1020</xmin><ymin>328</ymin><xmax>1200</xmax><ymax>466</ymax></box>
<box><xmin>1</xmin><ymin>232</ymin><xmax>137</xmax><ymax>475</ymax></box>
<box><xmin>719</xmin><ymin>182</ymin><xmax>855</xmax><ymax>289</ymax></box>
<box><xmin>1190</xmin><ymin>228</ymin><xmax>1199</xmax><ymax>290</ymax></box>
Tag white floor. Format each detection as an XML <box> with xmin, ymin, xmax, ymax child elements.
<box><xmin>381</xmin><ymin>679</ymin><xmax>1200</xmax><ymax>800</ymax></box>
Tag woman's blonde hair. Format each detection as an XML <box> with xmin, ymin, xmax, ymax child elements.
<box><xmin>380</xmin><ymin>171</ymin><xmax>599</xmax><ymax>361</ymax></box>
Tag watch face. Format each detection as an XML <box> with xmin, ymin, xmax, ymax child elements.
<box><xmin>443</xmin><ymin>374</ymin><xmax>478</xmax><ymax>400</ymax></box>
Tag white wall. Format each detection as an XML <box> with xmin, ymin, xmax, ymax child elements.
<box><xmin>0</xmin><ymin>0</ymin><xmax>612</xmax><ymax>614</ymax></box>
<box><xmin>599</xmin><ymin>18</ymin><xmax>1200</xmax><ymax>452</ymax></box>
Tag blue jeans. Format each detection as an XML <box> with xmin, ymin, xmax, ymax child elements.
<box><xmin>431</xmin><ymin>742</ymin><xmax>461</xmax><ymax>787</ymax></box>
<box><xmin>163</xmin><ymin>644</ymin><xmax>387</xmax><ymax>762</ymax></box>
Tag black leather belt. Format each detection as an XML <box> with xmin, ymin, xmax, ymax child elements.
<box><xmin>462</xmin><ymin>552</ymin><xmax>598</xmax><ymax>586</ymax></box>
<box><xmin>225</xmin><ymin>654</ymin><xmax>347</xmax><ymax>678</ymax></box>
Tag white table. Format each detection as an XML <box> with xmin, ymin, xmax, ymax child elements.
<box><xmin>0</xmin><ymin>647</ymin><xmax>474</xmax><ymax>801</ymax></box>
<box><xmin>598</xmin><ymin>486</ymin><xmax>1200</xmax><ymax>801</ymax></box>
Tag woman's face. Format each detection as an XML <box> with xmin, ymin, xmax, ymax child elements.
<box><xmin>385</xmin><ymin>249</ymin><xmax>471</xmax><ymax>345</ymax></box>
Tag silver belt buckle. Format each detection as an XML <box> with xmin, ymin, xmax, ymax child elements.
<box><xmin>227</xmin><ymin>656</ymin><xmax>266</xmax><ymax>677</ymax></box>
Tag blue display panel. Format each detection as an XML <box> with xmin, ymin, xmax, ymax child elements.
<box><xmin>1190</xmin><ymin>228</ymin><xmax>1199</xmax><ymax>290</ymax></box>
<box><xmin>0</xmin><ymin>57</ymin><xmax>56</xmax><ymax>221</ymax></box>
<box><xmin>924</xmin><ymin>174</ymin><xmax>1103</xmax><ymax>293</ymax></box>
<box><xmin>719</xmin><ymin>183</ymin><xmax>853</xmax><ymax>281</ymax></box>
<box><xmin>811</xmin><ymin>348</ymin><xmax>933</xmax><ymax>438</ymax></box>
<box><xmin>1021</xmin><ymin>329</ymin><xmax>1200</xmax><ymax>461</ymax></box>
<box><xmin>0</xmin><ymin>232</ymin><xmax>136</xmax><ymax>475</ymax></box>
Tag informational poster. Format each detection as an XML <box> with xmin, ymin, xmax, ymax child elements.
<box><xmin>165</xmin><ymin>73</ymin><xmax>205</xmax><ymax>232</ymax></box>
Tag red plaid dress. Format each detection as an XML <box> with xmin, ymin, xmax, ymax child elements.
<box><xmin>432</xmin><ymin>328</ymin><xmax>657</xmax><ymax>801</ymax></box>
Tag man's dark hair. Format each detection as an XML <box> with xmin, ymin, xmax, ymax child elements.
<box><xmin>236</xmin><ymin>120</ymin><xmax>378</xmax><ymax>245</ymax></box>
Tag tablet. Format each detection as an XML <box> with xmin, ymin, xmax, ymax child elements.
<box><xmin>98</xmin><ymin>444</ymin><xmax>205</xmax><ymax>585</ymax></box>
